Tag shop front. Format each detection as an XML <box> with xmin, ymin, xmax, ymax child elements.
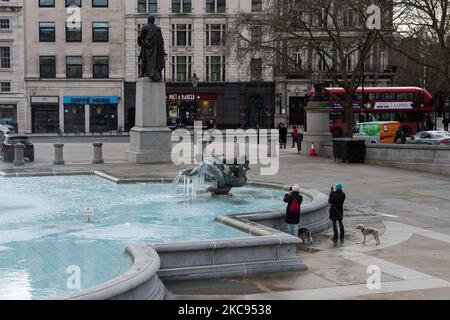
<box><xmin>167</xmin><ymin>93</ymin><xmax>217</xmax><ymax>127</ymax></box>
<box><xmin>31</xmin><ymin>96</ymin><xmax>60</xmax><ymax>134</ymax></box>
<box><xmin>63</xmin><ymin>96</ymin><xmax>119</xmax><ymax>133</ymax></box>
<box><xmin>0</xmin><ymin>104</ymin><xmax>18</xmax><ymax>131</ymax></box>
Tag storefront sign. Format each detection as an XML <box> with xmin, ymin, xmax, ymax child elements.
<box><xmin>167</xmin><ymin>93</ymin><xmax>217</xmax><ymax>102</ymax></box>
<box><xmin>31</xmin><ymin>96</ymin><xmax>59</xmax><ymax>104</ymax></box>
<box><xmin>0</xmin><ymin>104</ymin><xmax>16</xmax><ymax>110</ymax></box>
<box><xmin>63</xmin><ymin>96</ymin><xmax>119</xmax><ymax>105</ymax></box>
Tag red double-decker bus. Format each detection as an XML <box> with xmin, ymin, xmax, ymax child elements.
<box><xmin>313</xmin><ymin>87</ymin><xmax>434</xmax><ymax>137</ymax></box>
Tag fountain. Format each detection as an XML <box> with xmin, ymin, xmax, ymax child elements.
<box><xmin>174</xmin><ymin>156</ymin><xmax>250</xmax><ymax>196</ymax></box>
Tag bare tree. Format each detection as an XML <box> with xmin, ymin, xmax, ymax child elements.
<box><xmin>228</xmin><ymin>0</ymin><xmax>393</xmax><ymax>136</ymax></box>
<box><xmin>391</xmin><ymin>0</ymin><xmax>450</xmax><ymax>96</ymax></box>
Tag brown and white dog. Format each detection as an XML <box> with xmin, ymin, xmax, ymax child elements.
<box><xmin>356</xmin><ymin>224</ymin><xmax>381</xmax><ymax>245</ymax></box>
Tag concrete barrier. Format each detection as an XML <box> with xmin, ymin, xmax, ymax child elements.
<box><xmin>321</xmin><ymin>142</ymin><xmax>450</xmax><ymax>176</ymax></box>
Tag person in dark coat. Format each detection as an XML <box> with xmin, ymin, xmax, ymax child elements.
<box><xmin>329</xmin><ymin>183</ymin><xmax>346</xmax><ymax>241</ymax></box>
<box><xmin>279</xmin><ymin>123</ymin><xmax>288</xmax><ymax>149</ymax></box>
<box><xmin>426</xmin><ymin>114</ymin><xmax>434</xmax><ymax>131</ymax></box>
<box><xmin>283</xmin><ymin>185</ymin><xmax>303</xmax><ymax>236</ymax></box>
<box><xmin>443</xmin><ymin>118</ymin><xmax>449</xmax><ymax>131</ymax></box>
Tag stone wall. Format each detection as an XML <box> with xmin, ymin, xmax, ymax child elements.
<box><xmin>321</xmin><ymin>143</ymin><xmax>450</xmax><ymax>176</ymax></box>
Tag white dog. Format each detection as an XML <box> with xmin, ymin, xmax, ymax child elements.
<box><xmin>356</xmin><ymin>224</ymin><xmax>381</xmax><ymax>245</ymax></box>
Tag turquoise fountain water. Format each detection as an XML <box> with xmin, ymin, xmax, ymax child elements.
<box><xmin>0</xmin><ymin>175</ymin><xmax>294</xmax><ymax>300</ymax></box>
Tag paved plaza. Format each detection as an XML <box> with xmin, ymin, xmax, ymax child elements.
<box><xmin>2</xmin><ymin>139</ymin><xmax>450</xmax><ymax>300</ymax></box>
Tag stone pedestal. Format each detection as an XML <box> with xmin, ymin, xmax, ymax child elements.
<box><xmin>53</xmin><ymin>144</ymin><xmax>65</xmax><ymax>165</ymax></box>
<box><xmin>93</xmin><ymin>142</ymin><xmax>104</xmax><ymax>164</ymax></box>
<box><xmin>13</xmin><ymin>143</ymin><xmax>25</xmax><ymax>166</ymax></box>
<box><xmin>302</xmin><ymin>99</ymin><xmax>332</xmax><ymax>156</ymax></box>
<box><xmin>126</xmin><ymin>78</ymin><xmax>172</xmax><ymax>164</ymax></box>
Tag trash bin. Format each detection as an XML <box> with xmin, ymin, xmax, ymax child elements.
<box><xmin>332</xmin><ymin>138</ymin><xmax>350</xmax><ymax>161</ymax></box>
<box><xmin>341</xmin><ymin>140</ymin><xmax>366</xmax><ymax>163</ymax></box>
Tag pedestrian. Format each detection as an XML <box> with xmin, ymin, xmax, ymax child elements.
<box><xmin>207</xmin><ymin>120</ymin><xmax>215</xmax><ymax>130</ymax></box>
<box><xmin>279</xmin><ymin>123</ymin><xmax>288</xmax><ymax>149</ymax></box>
<box><xmin>297</xmin><ymin>127</ymin><xmax>304</xmax><ymax>153</ymax></box>
<box><xmin>329</xmin><ymin>183</ymin><xmax>346</xmax><ymax>241</ymax></box>
<box><xmin>292</xmin><ymin>126</ymin><xmax>299</xmax><ymax>148</ymax></box>
<box><xmin>284</xmin><ymin>185</ymin><xmax>303</xmax><ymax>236</ymax></box>
<box><xmin>443</xmin><ymin>117</ymin><xmax>449</xmax><ymax>131</ymax></box>
<box><xmin>426</xmin><ymin>114</ymin><xmax>434</xmax><ymax>131</ymax></box>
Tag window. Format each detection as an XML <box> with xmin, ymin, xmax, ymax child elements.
<box><xmin>92</xmin><ymin>22</ymin><xmax>109</xmax><ymax>42</ymax></box>
<box><xmin>66</xmin><ymin>56</ymin><xmax>83</xmax><ymax>78</ymax></box>
<box><xmin>206</xmin><ymin>56</ymin><xmax>226</xmax><ymax>81</ymax></box>
<box><xmin>172</xmin><ymin>0</ymin><xmax>191</xmax><ymax>13</ymax></box>
<box><xmin>172</xmin><ymin>56</ymin><xmax>192</xmax><ymax>81</ymax></box>
<box><xmin>251</xmin><ymin>26</ymin><xmax>262</xmax><ymax>43</ymax></box>
<box><xmin>206</xmin><ymin>24</ymin><xmax>226</xmax><ymax>46</ymax></box>
<box><xmin>251</xmin><ymin>58</ymin><xmax>262</xmax><ymax>81</ymax></box>
<box><xmin>293</xmin><ymin>49</ymin><xmax>306</xmax><ymax>71</ymax></box>
<box><xmin>137</xmin><ymin>0</ymin><xmax>157</xmax><ymax>13</ymax></box>
<box><xmin>317</xmin><ymin>56</ymin><xmax>327</xmax><ymax>71</ymax></box>
<box><xmin>345</xmin><ymin>50</ymin><xmax>355</xmax><ymax>72</ymax></box>
<box><xmin>92</xmin><ymin>0</ymin><xmax>108</xmax><ymax>7</ymax></box>
<box><xmin>0</xmin><ymin>19</ymin><xmax>10</xmax><ymax>30</ymax></box>
<box><xmin>39</xmin><ymin>22</ymin><xmax>56</xmax><ymax>42</ymax></box>
<box><xmin>39</xmin><ymin>0</ymin><xmax>55</xmax><ymax>7</ymax></box>
<box><xmin>66</xmin><ymin>0</ymin><xmax>81</xmax><ymax>7</ymax></box>
<box><xmin>93</xmin><ymin>56</ymin><xmax>109</xmax><ymax>78</ymax></box>
<box><xmin>0</xmin><ymin>47</ymin><xmax>10</xmax><ymax>69</ymax></box>
<box><xmin>40</xmin><ymin>56</ymin><xmax>56</xmax><ymax>78</ymax></box>
<box><xmin>251</xmin><ymin>0</ymin><xmax>262</xmax><ymax>12</ymax></box>
<box><xmin>0</xmin><ymin>82</ymin><xmax>11</xmax><ymax>93</ymax></box>
<box><xmin>66</xmin><ymin>21</ymin><xmax>82</xmax><ymax>42</ymax></box>
<box><xmin>343</xmin><ymin>7</ymin><xmax>353</xmax><ymax>27</ymax></box>
<box><xmin>171</xmin><ymin>24</ymin><xmax>192</xmax><ymax>46</ymax></box>
<box><xmin>319</xmin><ymin>8</ymin><xmax>328</xmax><ymax>27</ymax></box>
<box><xmin>206</xmin><ymin>0</ymin><xmax>226</xmax><ymax>13</ymax></box>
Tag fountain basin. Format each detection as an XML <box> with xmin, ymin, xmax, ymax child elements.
<box><xmin>0</xmin><ymin>171</ymin><xmax>329</xmax><ymax>300</ymax></box>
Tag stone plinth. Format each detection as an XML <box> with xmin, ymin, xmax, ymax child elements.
<box><xmin>302</xmin><ymin>99</ymin><xmax>332</xmax><ymax>156</ymax></box>
<box><xmin>126</xmin><ymin>78</ymin><xmax>172</xmax><ymax>164</ymax></box>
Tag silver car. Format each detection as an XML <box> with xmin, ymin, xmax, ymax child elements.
<box><xmin>0</xmin><ymin>125</ymin><xmax>15</xmax><ymax>135</ymax></box>
<box><xmin>406</xmin><ymin>131</ymin><xmax>450</xmax><ymax>145</ymax></box>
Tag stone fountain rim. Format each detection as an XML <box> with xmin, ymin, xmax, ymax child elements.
<box><xmin>0</xmin><ymin>170</ymin><xmax>328</xmax><ymax>300</ymax></box>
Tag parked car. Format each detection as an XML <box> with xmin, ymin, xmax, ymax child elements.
<box><xmin>0</xmin><ymin>124</ymin><xmax>16</xmax><ymax>135</ymax></box>
<box><xmin>353</xmin><ymin>121</ymin><xmax>401</xmax><ymax>144</ymax></box>
<box><xmin>0</xmin><ymin>134</ymin><xmax>34</xmax><ymax>162</ymax></box>
<box><xmin>406</xmin><ymin>131</ymin><xmax>450</xmax><ymax>145</ymax></box>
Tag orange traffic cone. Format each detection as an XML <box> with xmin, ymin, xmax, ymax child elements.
<box><xmin>310</xmin><ymin>142</ymin><xmax>316</xmax><ymax>157</ymax></box>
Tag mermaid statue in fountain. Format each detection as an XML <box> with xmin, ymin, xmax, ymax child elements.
<box><xmin>175</xmin><ymin>156</ymin><xmax>250</xmax><ymax>196</ymax></box>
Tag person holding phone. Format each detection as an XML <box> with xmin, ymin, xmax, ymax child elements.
<box><xmin>284</xmin><ymin>185</ymin><xmax>303</xmax><ymax>236</ymax></box>
<box><xmin>329</xmin><ymin>183</ymin><xmax>346</xmax><ymax>241</ymax></box>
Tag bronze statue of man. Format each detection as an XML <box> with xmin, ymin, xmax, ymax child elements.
<box><xmin>138</xmin><ymin>15</ymin><xmax>166</xmax><ymax>81</ymax></box>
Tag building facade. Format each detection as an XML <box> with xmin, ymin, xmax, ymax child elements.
<box><xmin>0</xmin><ymin>0</ymin><xmax>25</xmax><ymax>133</ymax></box>
<box><xmin>23</xmin><ymin>0</ymin><xmax>125</xmax><ymax>134</ymax></box>
<box><xmin>124</xmin><ymin>0</ymin><xmax>275</xmax><ymax>130</ymax></box>
<box><xmin>274</xmin><ymin>1</ymin><xmax>396</xmax><ymax>128</ymax></box>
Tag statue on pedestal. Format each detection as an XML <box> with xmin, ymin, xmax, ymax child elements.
<box><xmin>138</xmin><ymin>15</ymin><xmax>166</xmax><ymax>81</ymax></box>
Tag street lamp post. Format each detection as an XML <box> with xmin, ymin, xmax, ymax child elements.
<box><xmin>191</xmin><ymin>73</ymin><xmax>199</xmax><ymax>125</ymax></box>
